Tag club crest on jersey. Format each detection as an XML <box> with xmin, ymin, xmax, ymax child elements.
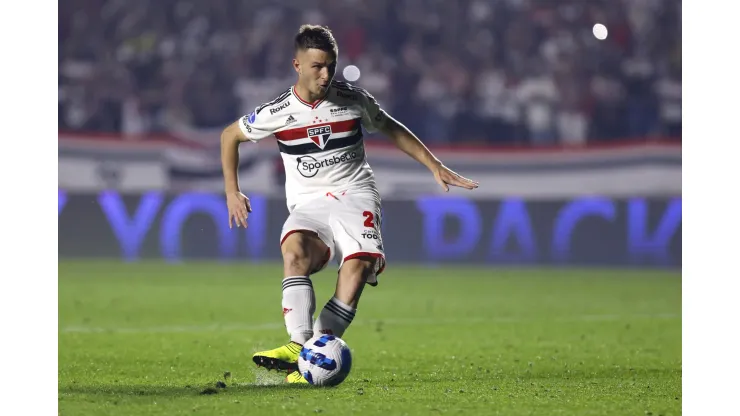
<box><xmin>307</xmin><ymin>125</ymin><xmax>332</xmax><ymax>149</ymax></box>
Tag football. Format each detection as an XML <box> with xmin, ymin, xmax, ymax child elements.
<box><xmin>298</xmin><ymin>334</ymin><xmax>352</xmax><ymax>386</ymax></box>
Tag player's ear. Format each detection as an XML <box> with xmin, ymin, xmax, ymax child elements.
<box><xmin>292</xmin><ymin>58</ymin><xmax>301</xmax><ymax>74</ymax></box>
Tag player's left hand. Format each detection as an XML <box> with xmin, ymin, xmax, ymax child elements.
<box><xmin>431</xmin><ymin>163</ymin><xmax>479</xmax><ymax>192</ymax></box>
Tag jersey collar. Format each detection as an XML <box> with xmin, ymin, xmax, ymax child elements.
<box><xmin>292</xmin><ymin>85</ymin><xmax>328</xmax><ymax>109</ymax></box>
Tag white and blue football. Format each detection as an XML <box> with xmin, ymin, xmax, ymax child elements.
<box><xmin>297</xmin><ymin>334</ymin><xmax>352</xmax><ymax>386</ymax></box>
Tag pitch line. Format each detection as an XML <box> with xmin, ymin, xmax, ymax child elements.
<box><xmin>60</xmin><ymin>313</ymin><xmax>679</xmax><ymax>334</ymax></box>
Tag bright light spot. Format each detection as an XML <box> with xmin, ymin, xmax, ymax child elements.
<box><xmin>592</xmin><ymin>23</ymin><xmax>608</xmax><ymax>40</ymax></box>
<box><xmin>342</xmin><ymin>65</ymin><xmax>361</xmax><ymax>82</ymax></box>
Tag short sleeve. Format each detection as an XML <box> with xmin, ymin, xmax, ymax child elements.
<box><xmin>238</xmin><ymin>108</ymin><xmax>274</xmax><ymax>142</ymax></box>
<box><xmin>359</xmin><ymin>92</ymin><xmax>388</xmax><ymax>133</ymax></box>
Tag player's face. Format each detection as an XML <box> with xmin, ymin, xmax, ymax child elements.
<box><xmin>295</xmin><ymin>48</ymin><xmax>337</xmax><ymax>97</ymax></box>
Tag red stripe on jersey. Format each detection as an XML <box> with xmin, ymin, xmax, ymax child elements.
<box><xmin>275</xmin><ymin>118</ymin><xmax>361</xmax><ymax>142</ymax></box>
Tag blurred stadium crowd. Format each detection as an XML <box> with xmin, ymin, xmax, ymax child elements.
<box><xmin>59</xmin><ymin>0</ymin><xmax>681</xmax><ymax>145</ymax></box>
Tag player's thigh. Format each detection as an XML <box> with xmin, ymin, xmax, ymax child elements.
<box><xmin>280</xmin><ymin>205</ymin><xmax>335</xmax><ymax>274</ymax></box>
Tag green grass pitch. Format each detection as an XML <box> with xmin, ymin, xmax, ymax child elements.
<box><xmin>59</xmin><ymin>261</ymin><xmax>681</xmax><ymax>415</ymax></box>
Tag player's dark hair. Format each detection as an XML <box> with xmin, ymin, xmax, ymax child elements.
<box><xmin>295</xmin><ymin>24</ymin><xmax>338</xmax><ymax>59</ymax></box>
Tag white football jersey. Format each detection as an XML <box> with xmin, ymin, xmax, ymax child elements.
<box><xmin>237</xmin><ymin>81</ymin><xmax>387</xmax><ymax>211</ymax></box>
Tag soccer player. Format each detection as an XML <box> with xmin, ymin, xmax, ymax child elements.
<box><xmin>220</xmin><ymin>24</ymin><xmax>478</xmax><ymax>383</ymax></box>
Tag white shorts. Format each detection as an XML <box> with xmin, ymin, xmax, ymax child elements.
<box><xmin>279</xmin><ymin>190</ymin><xmax>386</xmax><ymax>285</ymax></box>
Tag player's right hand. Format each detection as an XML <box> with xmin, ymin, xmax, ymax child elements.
<box><xmin>226</xmin><ymin>191</ymin><xmax>252</xmax><ymax>228</ymax></box>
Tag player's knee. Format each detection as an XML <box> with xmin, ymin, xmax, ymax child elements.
<box><xmin>282</xmin><ymin>248</ymin><xmax>313</xmax><ymax>275</ymax></box>
<box><xmin>340</xmin><ymin>256</ymin><xmax>377</xmax><ymax>282</ymax></box>
<box><xmin>282</xmin><ymin>232</ymin><xmax>324</xmax><ymax>275</ymax></box>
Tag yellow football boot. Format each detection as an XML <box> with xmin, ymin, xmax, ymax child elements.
<box><xmin>252</xmin><ymin>341</ymin><xmax>302</xmax><ymax>373</ymax></box>
<box><xmin>286</xmin><ymin>371</ymin><xmax>310</xmax><ymax>384</ymax></box>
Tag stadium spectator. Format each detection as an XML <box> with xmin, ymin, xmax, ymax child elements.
<box><xmin>58</xmin><ymin>0</ymin><xmax>682</xmax><ymax>144</ymax></box>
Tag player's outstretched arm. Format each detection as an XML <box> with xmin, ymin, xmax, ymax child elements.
<box><xmin>378</xmin><ymin>116</ymin><xmax>479</xmax><ymax>192</ymax></box>
<box><xmin>221</xmin><ymin>121</ymin><xmax>252</xmax><ymax>229</ymax></box>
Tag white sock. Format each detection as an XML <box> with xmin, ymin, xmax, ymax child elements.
<box><xmin>313</xmin><ymin>296</ymin><xmax>356</xmax><ymax>338</ymax></box>
<box><xmin>281</xmin><ymin>276</ymin><xmax>315</xmax><ymax>345</ymax></box>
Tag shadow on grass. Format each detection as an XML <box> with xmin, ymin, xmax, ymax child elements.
<box><xmin>59</xmin><ymin>383</ymin><xmax>316</xmax><ymax>397</ymax></box>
